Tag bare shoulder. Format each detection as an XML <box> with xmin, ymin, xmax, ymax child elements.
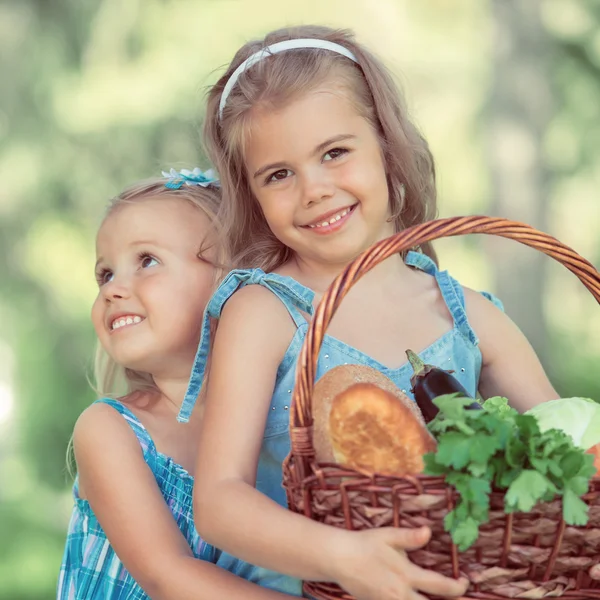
<box><xmin>73</xmin><ymin>402</ymin><xmax>143</xmax><ymax>468</ymax></box>
<box><xmin>74</xmin><ymin>402</ymin><xmax>135</xmax><ymax>443</ymax></box>
<box><xmin>462</xmin><ymin>286</ymin><xmax>557</xmax><ymax>409</ymax></box>
<box><xmin>222</xmin><ymin>284</ymin><xmax>294</xmax><ymax>320</ymax></box>
<box><xmin>461</xmin><ymin>285</ymin><xmax>520</xmax><ymax>358</ymax></box>
<box><xmin>218</xmin><ymin>284</ymin><xmax>299</xmax><ymax>355</ymax></box>
<box><xmin>462</xmin><ymin>286</ymin><xmax>507</xmax><ymax>326</ymax></box>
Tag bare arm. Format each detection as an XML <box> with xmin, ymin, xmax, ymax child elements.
<box><xmin>194</xmin><ymin>286</ymin><xmax>468</xmax><ymax>600</ymax></box>
<box><xmin>464</xmin><ymin>288</ymin><xmax>559</xmax><ymax>411</ymax></box>
<box><xmin>73</xmin><ymin>403</ymin><xmax>292</xmax><ymax>600</ymax></box>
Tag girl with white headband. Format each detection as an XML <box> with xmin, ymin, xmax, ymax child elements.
<box><xmin>187</xmin><ymin>25</ymin><xmax>556</xmax><ymax>599</ymax></box>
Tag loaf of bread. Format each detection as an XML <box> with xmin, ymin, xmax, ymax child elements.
<box><xmin>328</xmin><ymin>382</ymin><xmax>437</xmax><ymax>476</ymax></box>
<box><xmin>312</xmin><ymin>364</ymin><xmax>435</xmax><ymax>476</ymax></box>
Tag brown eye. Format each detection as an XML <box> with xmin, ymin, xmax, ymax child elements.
<box><xmin>323</xmin><ymin>147</ymin><xmax>348</xmax><ymax>161</ymax></box>
<box><xmin>266</xmin><ymin>169</ymin><xmax>292</xmax><ymax>184</ymax></box>
<box><xmin>96</xmin><ymin>268</ymin><xmax>113</xmax><ymax>286</ymax></box>
<box><xmin>139</xmin><ymin>253</ymin><xmax>158</xmax><ymax>269</ymax></box>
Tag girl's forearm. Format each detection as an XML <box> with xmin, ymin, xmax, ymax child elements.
<box><xmin>148</xmin><ymin>555</ymin><xmax>293</xmax><ymax>600</ymax></box>
<box><xmin>195</xmin><ymin>480</ymin><xmax>347</xmax><ymax>583</ymax></box>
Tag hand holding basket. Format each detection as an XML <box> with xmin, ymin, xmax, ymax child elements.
<box><xmin>283</xmin><ymin>216</ymin><xmax>600</xmax><ymax>600</ymax></box>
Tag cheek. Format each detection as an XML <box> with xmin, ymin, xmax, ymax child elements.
<box><xmin>91</xmin><ymin>297</ymin><xmax>105</xmax><ymax>336</ymax></box>
<box><xmin>339</xmin><ymin>160</ymin><xmax>387</xmax><ymax>203</ymax></box>
<box><xmin>179</xmin><ymin>267</ymin><xmax>217</xmax><ymax>313</ymax></box>
<box><xmin>257</xmin><ymin>193</ymin><xmax>294</xmax><ymax>231</ymax></box>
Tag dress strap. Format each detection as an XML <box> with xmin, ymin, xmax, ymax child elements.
<box><xmin>405</xmin><ymin>250</ymin><xmax>505</xmax><ymax>344</ymax></box>
<box><xmin>405</xmin><ymin>251</ymin><xmax>478</xmax><ymax>344</ymax></box>
<box><xmin>178</xmin><ymin>269</ymin><xmax>315</xmax><ymax>423</ymax></box>
<box><xmin>95</xmin><ymin>398</ymin><xmax>157</xmax><ymax>470</ymax></box>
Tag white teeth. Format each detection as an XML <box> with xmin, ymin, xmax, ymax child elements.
<box><xmin>111</xmin><ymin>315</ymin><xmax>143</xmax><ymax>330</ymax></box>
<box><xmin>308</xmin><ymin>207</ymin><xmax>352</xmax><ymax>228</ymax></box>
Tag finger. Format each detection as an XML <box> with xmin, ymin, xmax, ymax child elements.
<box><xmin>383</xmin><ymin>526</ymin><xmax>431</xmax><ymax>551</ymax></box>
<box><xmin>409</xmin><ymin>592</ymin><xmax>429</xmax><ymax>600</ymax></box>
<box><xmin>411</xmin><ymin>566</ymin><xmax>469</xmax><ymax>598</ymax></box>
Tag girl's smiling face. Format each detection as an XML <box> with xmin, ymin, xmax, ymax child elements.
<box><xmin>91</xmin><ymin>197</ymin><xmax>216</xmax><ymax>379</ymax></box>
<box><xmin>244</xmin><ymin>87</ymin><xmax>394</xmax><ymax>270</ymax></box>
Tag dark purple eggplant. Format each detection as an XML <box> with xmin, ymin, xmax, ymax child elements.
<box><xmin>405</xmin><ymin>349</ymin><xmax>481</xmax><ymax>423</ymax></box>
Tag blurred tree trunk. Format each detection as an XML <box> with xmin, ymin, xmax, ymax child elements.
<box><xmin>486</xmin><ymin>0</ymin><xmax>554</xmax><ymax>368</ymax></box>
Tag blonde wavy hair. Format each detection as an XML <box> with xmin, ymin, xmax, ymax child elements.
<box><xmin>204</xmin><ymin>24</ymin><xmax>438</xmax><ymax>271</ymax></box>
<box><xmin>92</xmin><ymin>178</ymin><xmax>223</xmax><ymax>399</ymax></box>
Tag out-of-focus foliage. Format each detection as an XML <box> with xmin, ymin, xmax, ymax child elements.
<box><xmin>0</xmin><ymin>1</ymin><xmax>598</xmax><ymax>597</ymax></box>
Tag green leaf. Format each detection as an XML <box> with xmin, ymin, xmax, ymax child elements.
<box><xmin>560</xmin><ymin>451</ymin><xmax>584</xmax><ymax>479</ymax></box>
<box><xmin>446</xmin><ymin>473</ymin><xmax>491</xmax><ymax>507</ymax></box>
<box><xmin>434</xmin><ymin>395</ymin><xmax>483</xmax><ymax>420</ymax></box>
<box><xmin>547</xmin><ymin>460</ymin><xmax>564</xmax><ymax>479</ymax></box>
<box><xmin>444</xmin><ymin>509</ymin><xmax>456</xmax><ymax>532</ymax></box>
<box><xmin>515</xmin><ymin>414</ymin><xmax>541</xmax><ymax>440</ymax></box>
<box><xmin>505</xmin><ymin>436</ymin><xmax>527</xmax><ymax>468</ymax></box>
<box><xmin>451</xmin><ymin>516</ymin><xmax>480</xmax><ymax>551</ymax></box>
<box><xmin>436</xmin><ymin>432</ymin><xmax>472</xmax><ymax>469</ymax></box>
<box><xmin>578</xmin><ymin>453</ymin><xmax>597</xmax><ymax>479</ymax></box>
<box><xmin>422</xmin><ymin>453</ymin><xmax>448</xmax><ymax>476</ymax></box>
<box><xmin>482</xmin><ymin>397</ymin><xmax>516</xmax><ymax>419</ymax></box>
<box><xmin>505</xmin><ymin>470</ymin><xmax>552</xmax><ymax>512</ymax></box>
<box><xmin>469</xmin><ymin>432</ymin><xmax>501</xmax><ymax>464</ymax></box>
<box><xmin>566</xmin><ymin>475</ymin><xmax>592</xmax><ymax>497</ymax></box>
<box><xmin>530</xmin><ymin>456</ymin><xmax>552</xmax><ymax>475</ymax></box>
<box><xmin>497</xmin><ymin>466</ymin><xmax>521</xmax><ymax>489</ymax></box>
<box><xmin>468</xmin><ymin>462</ymin><xmax>488</xmax><ymax>477</ymax></box>
<box><xmin>563</xmin><ymin>488</ymin><xmax>589</xmax><ymax>526</ymax></box>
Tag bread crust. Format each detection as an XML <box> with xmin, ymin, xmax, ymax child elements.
<box><xmin>312</xmin><ymin>364</ymin><xmax>435</xmax><ymax>476</ymax></box>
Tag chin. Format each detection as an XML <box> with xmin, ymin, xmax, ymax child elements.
<box><xmin>112</xmin><ymin>353</ymin><xmax>153</xmax><ymax>375</ymax></box>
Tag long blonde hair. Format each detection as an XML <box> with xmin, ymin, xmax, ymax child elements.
<box><xmin>92</xmin><ymin>178</ymin><xmax>223</xmax><ymax>399</ymax></box>
<box><xmin>204</xmin><ymin>25</ymin><xmax>438</xmax><ymax>271</ymax></box>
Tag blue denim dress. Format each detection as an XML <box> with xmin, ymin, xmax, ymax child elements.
<box><xmin>178</xmin><ymin>251</ymin><xmax>502</xmax><ymax>595</ymax></box>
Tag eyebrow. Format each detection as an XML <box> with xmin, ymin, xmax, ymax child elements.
<box><xmin>252</xmin><ymin>134</ymin><xmax>357</xmax><ymax>180</ymax></box>
<box><xmin>94</xmin><ymin>240</ymin><xmax>158</xmax><ymax>269</ymax></box>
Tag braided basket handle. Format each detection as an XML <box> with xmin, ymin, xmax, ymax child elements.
<box><xmin>289</xmin><ymin>216</ymin><xmax>600</xmax><ymax>438</ymax></box>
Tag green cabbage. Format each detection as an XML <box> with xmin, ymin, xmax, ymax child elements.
<box><xmin>526</xmin><ymin>397</ymin><xmax>600</xmax><ymax>450</ymax></box>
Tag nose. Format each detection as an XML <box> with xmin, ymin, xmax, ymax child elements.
<box><xmin>301</xmin><ymin>166</ymin><xmax>335</xmax><ymax>208</ymax></box>
<box><xmin>101</xmin><ymin>275</ymin><xmax>131</xmax><ymax>303</ymax></box>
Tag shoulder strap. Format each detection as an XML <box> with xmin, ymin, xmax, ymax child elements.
<box><xmin>95</xmin><ymin>398</ymin><xmax>157</xmax><ymax>468</ymax></box>
<box><xmin>406</xmin><ymin>251</ymin><xmax>507</xmax><ymax>344</ymax></box>
<box><xmin>404</xmin><ymin>250</ymin><xmax>438</xmax><ymax>274</ymax></box>
<box><xmin>405</xmin><ymin>251</ymin><xmax>478</xmax><ymax>344</ymax></box>
<box><xmin>480</xmin><ymin>291</ymin><xmax>505</xmax><ymax>312</ymax></box>
<box><xmin>177</xmin><ymin>269</ymin><xmax>315</xmax><ymax>423</ymax></box>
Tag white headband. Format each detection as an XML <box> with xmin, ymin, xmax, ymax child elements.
<box><xmin>218</xmin><ymin>39</ymin><xmax>359</xmax><ymax>119</ymax></box>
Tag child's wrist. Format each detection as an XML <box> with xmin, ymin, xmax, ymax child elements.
<box><xmin>315</xmin><ymin>527</ymin><xmax>356</xmax><ymax>584</ymax></box>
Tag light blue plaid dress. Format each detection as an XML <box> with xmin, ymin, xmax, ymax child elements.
<box><xmin>57</xmin><ymin>398</ymin><xmax>216</xmax><ymax>599</ymax></box>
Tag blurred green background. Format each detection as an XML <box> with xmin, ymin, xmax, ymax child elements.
<box><xmin>1</xmin><ymin>0</ymin><xmax>599</xmax><ymax>598</ymax></box>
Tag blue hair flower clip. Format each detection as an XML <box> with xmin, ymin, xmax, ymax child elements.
<box><xmin>162</xmin><ymin>167</ymin><xmax>220</xmax><ymax>190</ymax></box>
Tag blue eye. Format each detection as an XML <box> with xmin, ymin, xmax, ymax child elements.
<box><xmin>323</xmin><ymin>147</ymin><xmax>348</xmax><ymax>161</ymax></box>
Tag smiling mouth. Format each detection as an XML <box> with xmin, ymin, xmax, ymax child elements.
<box><xmin>111</xmin><ymin>315</ymin><xmax>144</xmax><ymax>331</ymax></box>
<box><xmin>303</xmin><ymin>204</ymin><xmax>357</xmax><ymax>230</ymax></box>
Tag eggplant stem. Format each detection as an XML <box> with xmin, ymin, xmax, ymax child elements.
<box><xmin>406</xmin><ymin>349</ymin><xmax>426</xmax><ymax>376</ymax></box>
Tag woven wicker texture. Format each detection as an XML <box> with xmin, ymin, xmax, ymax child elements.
<box><xmin>282</xmin><ymin>216</ymin><xmax>600</xmax><ymax>599</ymax></box>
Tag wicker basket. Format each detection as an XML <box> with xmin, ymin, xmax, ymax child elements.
<box><xmin>282</xmin><ymin>216</ymin><xmax>600</xmax><ymax>600</ymax></box>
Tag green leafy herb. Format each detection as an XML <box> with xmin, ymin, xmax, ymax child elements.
<box><xmin>423</xmin><ymin>395</ymin><xmax>596</xmax><ymax>551</ymax></box>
